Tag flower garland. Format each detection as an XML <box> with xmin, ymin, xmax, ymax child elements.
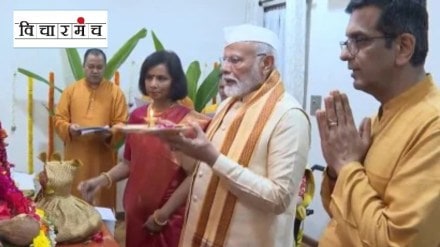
<box><xmin>33</xmin><ymin>209</ymin><xmax>57</xmax><ymax>247</ymax></box>
<box><xmin>0</xmin><ymin>124</ymin><xmax>37</xmax><ymax>219</ymax></box>
<box><xmin>48</xmin><ymin>72</ymin><xmax>55</xmax><ymax>158</ymax></box>
<box><xmin>0</xmin><ymin>122</ymin><xmax>55</xmax><ymax>246</ymax></box>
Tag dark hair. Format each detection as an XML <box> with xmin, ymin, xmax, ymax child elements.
<box><xmin>83</xmin><ymin>48</ymin><xmax>107</xmax><ymax>66</ymax></box>
<box><xmin>346</xmin><ymin>0</ymin><xmax>428</xmax><ymax>66</ymax></box>
<box><xmin>138</xmin><ymin>50</ymin><xmax>188</xmax><ymax>101</ymax></box>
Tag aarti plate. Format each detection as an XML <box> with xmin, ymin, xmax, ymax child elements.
<box><xmin>117</xmin><ymin>124</ymin><xmax>190</xmax><ymax>135</ymax></box>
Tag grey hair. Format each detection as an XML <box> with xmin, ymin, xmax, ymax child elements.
<box><xmin>254</xmin><ymin>42</ymin><xmax>277</xmax><ymax>68</ymax></box>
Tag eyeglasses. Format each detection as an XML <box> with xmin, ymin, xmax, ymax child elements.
<box><xmin>339</xmin><ymin>36</ymin><xmax>395</xmax><ymax>56</ymax></box>
<box><xmin>221</xmin><ymin>53</ymin><xmax>266</xmax><ymax>66</ymax></box>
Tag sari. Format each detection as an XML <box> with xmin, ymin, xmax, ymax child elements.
<box><xmin>123</xmin><ymin>104</ymin><xmax>208</xmax><ymax>247</ymax></box>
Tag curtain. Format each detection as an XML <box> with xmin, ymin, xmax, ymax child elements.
<box><xmin>263</xmin><ymin>5</ymin><xmax>286</xmax><ymax>78</ymax></box>
<box><xmin>263</xmin><ymin>0</ymin><xmax>308</xmax><ymax>107</ymax></box>
<box><xmin>284</xmin><ymin>0</ymin><xmax>308</xmax><ymax>107</ymax></box>
<box><xmin>245</xmin><ymin>0</ymin><xmax>264</xmax><ymax>25</ymax></box>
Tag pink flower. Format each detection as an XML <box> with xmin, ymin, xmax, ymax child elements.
<box><xmin>0</xmin><ymin>201</ymin><xmax>11</xmax><ymax>220</ymax></box>
<box><xmin>91</xmin><ymin>231</ymin><xmax>104</xmax><ymax>243</ymax></box>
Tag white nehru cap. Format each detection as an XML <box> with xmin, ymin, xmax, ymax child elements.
<box><xmin>223</xmin><ymin>24</ymin><xmax>280</xmax><ymax>52</ymax></box>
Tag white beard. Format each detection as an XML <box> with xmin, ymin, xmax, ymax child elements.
<box><xmin>224</xmin><ymin>81</ymin><xmax>255</xmax><ymax>97</ymax></box>
<box><xmin>224</xmin><ymin>64</ymin><xmax>264</xmax><ymax>98</ymax></box>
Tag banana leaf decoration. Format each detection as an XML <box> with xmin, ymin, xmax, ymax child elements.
<box><xmin>18</xmin><ymin>27</ymin><xmax>148</xmax><ymax>88</ymax></box>
<box><xmin>65</xmin><ymin>48</ymin><xmax>84</xmax><ymax>80</ymax></box>
<box><xmin>41</xmin><ymin>104</ymin><xmax>55</xmax><ymax>116</ymax></box>
<box><xmin>16</xmin><ymin>68</ymin><xmax>63</xmax><ymax>93</ymax></box>
<box><xmin>113</xmin><ymin>137</ymin><xmax>126</xmax><ymax>150</ymax></box>
<box><xmin>16</xmin><ymin>28</ymin><xmax>148</xmax><ymax>151</ymax></box>
<box><xmin>104</xmin><ymin>28</ymin><xmax>148</xmax><ymax>79</ymax></box>
<box><xmin>152</xmin><ymin>31</ymin><xmax>164</xmax><ymax>52</ymax></box>
<box><xmin>150</xmin><ymin>32</ymin><xmax>219</xmax><ymax>112</ymax></box>
<box><xmin>194</xmin><ymin>66</ymin><xmax>221</xmax><ymax>112</ymax></box>
<box><xmin>185</xmin><ymin>61</ymin><xmax>201</xmax><ymax>102</ymax></box>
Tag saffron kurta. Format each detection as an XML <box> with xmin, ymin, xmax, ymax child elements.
<box><xmin>53</xmin><ymin>79</ymin><xmax>128</xmax><ymax>209</ymax></box>
<box><xmin>180</xmin><ymin>71</ymin><xmax>311</xmax><ymax>247</ymax></box>
<box><xmin>319</xmin><ymin>75</ymin><xmax>440</xmax><ymax>247</ymax></box>
<box><xmin>123</xmin><ymin>104</ymin><xmax>209</xmax><ymax>247</ymax></box>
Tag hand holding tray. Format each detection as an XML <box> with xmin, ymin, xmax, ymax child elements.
<box><xmin>115</xmin><ymin>124</ymin><xmax>190</xmax><ymax>135</ymax></box>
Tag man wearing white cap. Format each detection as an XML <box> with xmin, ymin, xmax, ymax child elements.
<box><xmin>159</xmin><ymin>24</ymin><xmax>310</xmax><ymax>247</ymax></box>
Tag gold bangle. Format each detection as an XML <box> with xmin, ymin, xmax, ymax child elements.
<box><xmin>153</xmin><ymin>210</ymin><xmax>168</xmax><ymax>226</ymax></box>
<box><xmin>101</xmin><ymin>172</ymin><xmax>112</xmax><ymax>189</ymax></box>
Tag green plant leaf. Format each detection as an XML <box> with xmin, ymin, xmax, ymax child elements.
<box><xmin>41</xmin><ymin>103</ymin><xmax>55</xmax><ymax>116</ymax></box>
<box><xmin>17</xmin><ymin>68</ymin><xmax>63</xmax><ymax>93</ymax></box>
<box><xmin>113</xmin><ymin>136</ymin><xmax>125</xmax><ymax>150</ymax></box>
<box><xmin>194</xmin><ymin>66</ymin><xmax>221</xmax><ymax>112</ymax></box>
<box><xmin>152</xmin><ymin>31</ymin><xmax>164</xmax><ymax>51</ymax></box>
<box><xmin>65</xmin><ymin>48</ymin><xmax>84</xmax><ymax>80</ymax></box>
<box><xmin>104</xmin><ymin>28</ymin><xmax>148</xmax><ymax>80</ymax></box>
<box><xmin>185</xmin><ymin>61</ymin><xmax>201</xmax><ymax>102</ymax></box>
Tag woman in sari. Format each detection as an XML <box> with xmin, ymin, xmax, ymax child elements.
<box><xmin>79</xmin><ymin>50</ymin><xmax>210</xmax><ymax>247</ymax></box>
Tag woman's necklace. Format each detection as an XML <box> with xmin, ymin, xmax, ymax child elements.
<box><xmin>150</xmin><ymin>102</ymin><xmax>176</xmax><ymax>116</ymax></box>
<box><xmin>145</xmin><ymin>102</ymin><xmax>177</xmax><ymax>126</ymax></box>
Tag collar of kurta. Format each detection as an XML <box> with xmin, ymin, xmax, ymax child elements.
<box><xmin>378</xmin><ymin>74</ymin><xmax>435</xmax><ymax>122</ymax></box>
<box><xmin>82</xmin><ymin>78</ymin><xmax>108</xmax><ymax>89</ymax></box>
<box><xmin>192</xmin><ymin>70</ymin><xmax>285</xmax><ymax>247</ymax></box>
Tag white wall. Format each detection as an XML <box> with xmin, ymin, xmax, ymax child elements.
<box><xmin>1</xmin><ymin>0</ymin><xmax>248</xmax><ymax>172</ymax></box>
<box><xmin>1</xmin><ymin>0</ymin><xmax>248</xmax><ymax>211</ymax></box>
<box><xmin>3</xmin><ymin>0</ymin><xmax>439</xmax><ymax>230</ymax></box>
<box><xmin>305</xmin><ymin>0</ymin><xmax>440</xmax><ymax>240</ymax></box>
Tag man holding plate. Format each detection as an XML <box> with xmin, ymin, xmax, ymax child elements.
<box><xmin>159</xmin><ymin>24</ymin><xmax>311</xmax><ymax>247</ymax></box>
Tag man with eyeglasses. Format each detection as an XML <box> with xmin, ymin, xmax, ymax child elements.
<box><xmin>158</xmin><ymin>24</ymin><xmax>310</xmax><ymax>247</ymax></box>
<box><xmin>316</xmin><ymin>1</ymin><xmax>440</xmax><ymax>246</ymax></box>
<box><xmin>54</xmin><ymin>48</ymin><xmax>128</xmax><ymax>209</ymax></box>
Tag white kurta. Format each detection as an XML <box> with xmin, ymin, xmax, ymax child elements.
<box><xmin>180</xmin><ymin>93</ymin><xmax>310</xmax><ymax>247</ymax></box>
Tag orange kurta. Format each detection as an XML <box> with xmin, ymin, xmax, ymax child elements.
<box><xmin>319</xmin><ymin>75</ymin><xmax>440</xmax><ymax>246</ymax></box>
<box><xmin>53</xmin><ymin>79</ymin><xmax>128</xmax><ymax>209</ymax></box>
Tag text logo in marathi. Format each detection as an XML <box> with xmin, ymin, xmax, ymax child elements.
<box><xmin>13</xmin><ymin>10</ymin><xmax>108</xmax><ymax>48</ymax></box>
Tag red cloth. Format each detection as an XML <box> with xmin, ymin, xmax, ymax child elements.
<box><xmin>123</xmin><ymin>105</ymin><xmax>191</xmax><ymax>247</ymax></box>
